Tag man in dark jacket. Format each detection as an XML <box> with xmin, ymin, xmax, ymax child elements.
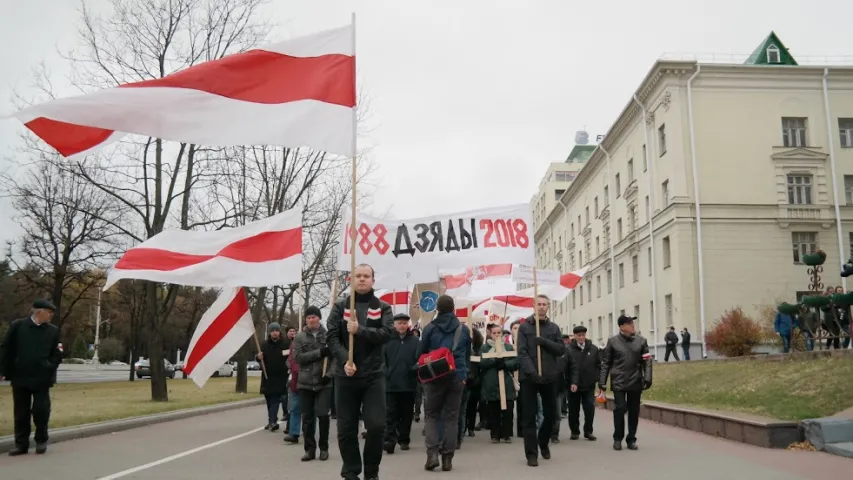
<box><xmin>516</xmin><ymin>295</ymin><xmax>566</xmax><ymax>467</ymax></box>
<box><xmin>551</xmin><ymin>333</ymin><xmax>573</xmax><ymax>443</ymax></box>
<box><xmin>326</xmin><ymin>264</ymin><xmax>394</xmax><ymax>480</ymax></box>
<box><xmin>664</xmin><ymin>326</ymin><xmax>680</xmax><ymax>361</ymax></box>
<box><xmin>417</xmin><ymin>295</ymin><xmax>470</xmax><ymax>472</ymax></box>
<box><xmin>293</xmin><ymin>306</ymin><xmax>334</xmax><ymax>462</ymax></box>
<box><xmin>680</xmin><ymin>328</ymin><xmax>692</xmax><ymax>360</ymax></box>
<box><xmin>565</xmin><ymin>325</ymin><xmax>598</xmax><ymax>441</ymax></box>
<box><xmin>257</xmin><ymin>322</ymin><xmax>289</xmax><ymax>432</ymax></box>
<box><xmin>0</xmin><ymin>299</ymin><xmax>62</xmax><ymax>456</ymax></box>
<box><xmin>383</xmin><ymin>313</ymin><xmax>419</xmax><ymax>454</ymax></box>
<box><xmin>599</xmin><ymin>315</ymin><xmax>653</xmax><ymax>451</ymax></box>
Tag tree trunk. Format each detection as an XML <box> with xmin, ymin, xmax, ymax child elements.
<box><xmin>145</xmin><ymin>282</ymin><xmax>168</xmax><ymax>401</ymax></box>
<box><xmin>128</xmin><ymin>349</ymin><xmax>134</xmax><ymax>382</ymax></box>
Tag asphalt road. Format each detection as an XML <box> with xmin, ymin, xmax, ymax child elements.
<box><xmin>0</xmin><ymin>404</ymin><xmax>848</xmax><ymax>480</ymax></box>
<box><xmin>0</xmin><ymin>365</ymin><xmax>263</xmax><ymax>385</ymax></box>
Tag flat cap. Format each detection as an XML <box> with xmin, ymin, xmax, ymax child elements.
<box><xmin>33</xmin><ymin>299</ymin><xmax>56</xmax><ymax>311</ymax></box>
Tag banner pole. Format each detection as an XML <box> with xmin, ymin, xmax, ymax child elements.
<box><xmin>323</xmin><ymin>275</ymin><xmax>338</xmax><ymax>377</ymax></box>
<box><xmin>298</xmin><ymin>282</ymin><xmax>304</xmax><ymax>331</ymax></box>
<box><xmin>533</xmin><ymin>267</ymin><xmax>542</xmax><ymax>375</ymax></box>
<box><xmin>244</xmin><ymin>289</ymin><xmax>268</xmax><ymax>380</ymax></box>
<box><xmin>347</xmin><ymin>11</ymin><xmax>358</xmax><ymax>368</ymax></box>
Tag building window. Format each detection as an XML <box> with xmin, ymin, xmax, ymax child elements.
<box><xmin>662</xmin><ymin>180</ymin><xmax>670</xmax><ymax>207</ymax></box>
<box><xmin>587</xmin><ymin>281</ymin><xmax>592</xmax><ymax>302</ymax></box>
<box><xmin>604</xmin><ymin>224</ymin><xmax>610</xmax><ymax>246</ymax></box>
<box><xmin>634</xmin><ymin>305</ymin><xmax>641</xmax><ymax>333</ymax></box>
<box><xmin>571</xmin><ymin>222</ymin><xmax>575</xmax><ymax>238</ymax></box>
<box><xmin>585</xmin><ymin>206</ymin><xmax>590</xmax><ymax>226</ymax></box>
<box><xmin>840</xmin><ymin>119</ymin><xmax>853</xmax><ymax>148</ymax></box>
<box><xmin>615</xmin><ymin>173</ymin><xmax>621</xmax><ymax>197</ymax></box>
<box><xmin>572</xmin><ymin>290</ymin><xmax>576</xmax><ymax>309</ymax></box>
<box><xmin>555</xmin><ymin>171</ymin><xmax>575</xmax><ymax>182</ymax></box>
<box><xmin>629</xmin><ymin>205</ymin><xmax>638</xmax><ymax>231</ymax></box>
<box><xmin>792</xmin><ymin>232</ymin><xmax>818</xmax><ymax>263</ymax></box>
<box><xmin>658</xmin><ymin>124</ymin><xmax>667</xmax><ymax>156</ymax></box>
<box><xmin>604</xmin><ymin>185</ymin><xmax>609</xmax><ymax>206</ymax></box>
<box><xmin>649</xmin><ymin>300</ymin><xmax>654</xmax><ymax>323</ymax></box>
<box><xmin>665</xmin><ymin>294</ymin><xmax>673</xmax><ymax>326</ymax></box>
<box><xmin>632</xmin><ymin>255</ymin><xmax>639</xmax><ymax>283</ymax></box>
<box><xmin>782</xmin><ymin>117</ymin><xmax>807</xmax><ymax>147</ymax></box>
<box><xmin>597</xmin><ymin>316</ymin><xmax>603</xmax><ymax>339</ymax></box>
<box><xmin>617</xmin><ymin>218</ymin><xmax>623</xmax><ymax>241</ymax></box>
<box><xmin>594</xmin><ymin>197</ymin><xmax>599</xmax><ymax>218</ymax></box>
<box><xmin>642</xmin><ymin>144</ymin><xmax>647</xmax><ymax>171</ymax></box>
<box><xmin>662</xmin><ymin>236</ymin><xmax>671</xmax><ymax>268</ymax></box>
<box><xmin>628</xmin><ymin>159</ymin><xmax>634</xmax><ymax>183</ymax></box>
<box><xmin>787</xmin><ymin>175</ymin><xmax>812</xmax><ymax>205</ymax></box>
<box><xmin>608</xmin><ymin>313</ymin><xmax>613</xmax><ymax>334</ymax></box>
<box><xmin>607</xmin><ymin>269</ymin><xmax>612</xmax><ymax>293</ymax></box>
<box><xmin>579</xmin><ymin>286</ymin><xmax>584</xmax><ymax>305</ymax></box>
<box><xmin>647</xmin><ymin>247</ymin><xmax>652</xmax><ymax>276</ymax></box>
<box><xmin>596</xmin><ymin>275</ymin><xmax>601</xmax><ymax>298</ymax></box>
<box><xmin>766</xmin><ymin>44</ymin><xmax>781</xmax><ymax>63</ymax></box>
<box><xmin>555</xmin><ymin>189</ymin><xmax>565</xmax><ymax>201</ymax></box>
<box><xmin>569</xmin><ymin>251</ymin><xmax>575</xmax><ymax>270</ymax></box>
<box><xmin>618</xmin><ymin>263</ymin><xmax>625</xmax><ymax>288</ymax></box>
<box><xmin>844</xmin><ymin>175</ymin><xmax>853</xmax><ymax>204</ymax></box>
<box><xmin>579</xmin><ymin>249</ymin><xmax>583</xmax><ymax>266</ymax></box>
<box><xmin>578</xmin><ymin>215</ymin><xmax>581</xmax><ymax>229</ymax></box>
<box><xmin>585</xmin><ymin>238</ymin><xmax>591</xmax><ymax>262</ymax></box>
<box><xmin>595</xmin><ymin>236</ymin><xmax>600</xmax><ymax>256</ymax></box>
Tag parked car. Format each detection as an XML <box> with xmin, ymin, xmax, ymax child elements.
<box><xmin>212</xmin><ymin>363</ymin><xmax>234</xmax><ymax>377</ymax></box>
<box><xmin>134</xmin><ymin>359</ymin><xmax>176</xmax><ymax>379</ymax></box>
<box><xmin>247</xmin><ymin>360</ymin><xmax>260</xmax><ymax>371</ymax></box>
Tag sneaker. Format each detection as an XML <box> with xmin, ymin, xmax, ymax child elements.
<box><xmin>491</xmin><ymin>438</ymin><xmax>500</xmax><ymax>443</ymax></box>
<box><xmin>270</xmin><ymin>423</ymin><xmax>280</xmax><ymax>432</ymax></box>
<box><xmin>570</xmin><ymin>433</ymin><xmax>580</xmax><ymax>440</ymax></box>
<box><xmin>399</xmin><ymin>443</ymin><xmax>410</xmax><ymax>451</ymax></box>
<box><xmin>283</xmin><ymin>435</ymin><xmax>299</xmax><ymax>444</ymax></box>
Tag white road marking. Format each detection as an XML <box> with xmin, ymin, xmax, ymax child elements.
<box><xmin>94</xmin><ymin>426</ymin><xmax>264</xmax><ymax>479</ymax></box>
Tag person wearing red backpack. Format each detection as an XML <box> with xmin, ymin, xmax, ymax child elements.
<box><xmin>416</xmin><ymin>295</ymin><xmax>471</xmax><ymax>472</ymax></box>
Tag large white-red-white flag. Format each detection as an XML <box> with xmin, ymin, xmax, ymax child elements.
<box><xmin>442</xmin><ymin>263</ymin><xmax>513</xmax><ymax>297</ymax></box>
<box><xmin>376</xmin><ymin>289</ymin><xmax>411</xmax><ymax>315</ymax></box>
<box><xmin>104</xmin><ymin>209</ymin><xmax>303</xmax><ymax>290</ymax></box>
<box><xmin>184</xmin><ymin>288</ymin><xmax>255</xmax><ymax>388</ymax></box>
<box><xmin>9</xmin><ymin>24</ymin><xmax>355</xmax><ymax>158</ymax></box>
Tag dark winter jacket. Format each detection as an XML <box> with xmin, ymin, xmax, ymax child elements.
<box><xmin>599</xmin><ymin>333</ymin><xmax>653</xmax><ymax>392</ymax></box>
<box><xmin>681</xmin><ymin>331</ymin><xmax>692</xmax><ymax>347</ymax></box>
<box><xmin>326</xmin><ymin>290</ymin><xmax>394</xmax><ymax>379</ymax></box>
<box><xmin>257</xmin><ymin>335</ymin><xmax>289</xmax><ymax>396</ymax></box>
<box><xmin>417</xmin><ymin>312</ymin><xmax>471</xmax><ymax>382</ymax></box>
<box><xmin>293</xmin><ymin>324</ymin><xmax>334</xmax><ymax>391</ymax></box>
<box><xmin>465</xmin><ymin>327</ymin><xmax>485</xmax><ymax>389</ymax></box>
<box><xmin>384</xmin><ymin>330</ymin><xmax>419</xmax><ymax>392</ymax></box>
<box><xmin>479</xmin><ymin>341</ymin><xmax>518</xmax><ymax>402</ymax></box>
<box><xmin>664</xmin><ymin>331</ymin><xmax>679</xmax><ymax>346</ymax></box>
<box><xmin>566</xmin><ymin>340</ymin><xmax>598</xmax><ymax>391</ymax></box>
<box><xmin>516</xmin><ymin>316</ymin><xmax>566</xmax><ymax>383</ymax></box>
<box><xmin>0</xmin><ymin>317</ymin><xmax>62</xmax><ymax>390</ymax></box>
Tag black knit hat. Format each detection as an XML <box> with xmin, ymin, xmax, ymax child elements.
<box><xmin>33</xmin><ymin>299</ymin><xmax>56</xmax><ymax>311</ymax></box>
<box><xmin>304</xmin><ymin>306</ymin><xmax>322</xmax><ymax>319</ymax></box>
<box><xmin>437</xmin><ymin>295</ymin><xmax>455</xmax><ymax>314</ymax></box>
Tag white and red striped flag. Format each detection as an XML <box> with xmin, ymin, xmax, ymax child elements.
<box><xmin>9</xmin><ymin>24</ymin><xmax>355</xmax><ymax>158</ymax></box>
<box><xmin>184</xmin><ymin>288</ymin><xmax>255</xmax><ymax>388</ymax></box>
<box><xmin>442</xmin><ymin>263</ymin><xmax>513</xmax><ymax>297</ymax></box>
<box><xmin>514</xmin><ymin>266</ymin><xmax>590</xmax><ymax>301</ymax></box>
<box><xmin>104</xmin><ymin>209</ymin><xmax>302</xmax><ymax>290</ymax></box>
<box><xmin>376</xmin><ymin>290</ymin><xmax>411</xmax><ymax>315</ymax></box>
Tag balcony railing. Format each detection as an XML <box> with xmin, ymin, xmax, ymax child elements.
<box><xmin>787</xmin><ymin>207</ymin><xmax>821</xmax><ymax>220</ymax></box>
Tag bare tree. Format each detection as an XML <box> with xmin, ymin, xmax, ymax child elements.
<box><xmin>1</xmin><ymin>156</ymin><xmax>123</xmax><ymax>335</ymax></box>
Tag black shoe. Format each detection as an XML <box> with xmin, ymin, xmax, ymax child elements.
<box><xmin>384</xmin><ymin>442</ymin><xmax>395</xmax><ymax>454</ymax></box>
<box><xmin>270</xmin><ymin>423</ymin><xmax>280</xmax><ymax>432</ymax></box>
<box><xmin>264</xmin><ymin>424</ymin><xmax>271</xmax><ymax>430</ymax></box>
<box><xmin>503</xmin><ymin>437</ymin><xmax>512</xmax><ymax>443</ymax></box>
<box><xmin>475</xmin><ymin>421</ymin><xmax>484</xmax><ymax>431</ymax></box>
<box><xmin>319</xmin><ymin>450</ymin><xmax>329</xmax><ymax>461</ymax></box>
<box><xmin>414</xmin><ymin>415</ymin><xmax>420</xmax><ymax>423</ymax></box>
<box><xmin>283</xmin><ymin>434</ymin><xmax>299</xmax><ymax>444</ymax></box>
<box><xmin>627</xmin><ymin>441</ymin><xmax>638</xmax><ymax>450</ymax></box>
<box><xmin>425</xmin><ymin>452</ymin><xmax>440</xmax><ymax>471</ymax></box>
<box><xmin>570</xmin><ymin>433</ymin><xmax>580</xmax><ymax>440</ymax></box>
<box><xmin>400</xmin><ymin>443</ymin><xmax>410</xmax><ymax>451</ymax></box>
<box><xmin>540</xmin><ymin>445</ymin><xmax>551</xmax><ymax>460</ymax></box>
<box><xmin>366</xmin><ymin>477</ymin><xmax>378</xmax><ymax>480</ymax></box>
<box><xmin>491</xmin><ymin>438</ymin><xmax>500</xmax><ymax>443</ymax></box>
<box><xmin>35</xmin><ymin>443</ymin><xmax>47</xmax><ymax>455</ymax></box>
<box><xmin>526</xmin><ymin>455</ymin><xmax>538</xmax><ymax>467</ymax></box>
<box><xmin>467</xmin><ymin>428</ymin><xmax>475</xmax><ymax>437</ymax></box>
<box><xmin>613</xmin><ymin>441</ymin><xmax>622</xmax><ymax>451</ymax></box>
<box><xmin>331</xmin><ymin>414</ymin><xmax>337</xmax><ymax>420</ymax></box>
<box><xmin>8</xmin><ymin>447</ymin><xmax>27</xmax><ymax>456</ymax></box>
<box><xmin>441</xmin><ymin>453</ymin><xmax>453</xmax><ymax>471</ymax></box>
<box><xmin>585</xmin><ymin>433</ymin><xmax>597</xmax><ymax>441</ymax></box>
<box><xmin>301</xmin><ymin>451</ymin><xmax>315</xmax><ymax>461</ymax></box>
<box><xmin>551</xmin><ymin>436</ymin><xmax>560</xmax><ymax>444</ymax></box>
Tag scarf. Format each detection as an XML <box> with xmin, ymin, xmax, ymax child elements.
<box><xmin>343</xmin><ymin>290</ymin><xmax>382</xmax><ymax>322</ymax></box>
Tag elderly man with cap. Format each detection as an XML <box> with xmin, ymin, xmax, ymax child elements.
<box><xmin>293</xmin><ymin>305</ymin><xmax>334</xmax><ymax>462</ymax></box>
<box><xmin>599</xmin><ymin>315</ymin><xmax>653</xmax><ymax>451</ymax></box>
<box><xmin>257</xmin><ymin>322</ymin><xmax>290</xmax><ymax>432</ymax></box>
<box><xmin>0</xmin><ymin>299</ymin><xmax>62</xmax><ymax>456</ymax></box>
<box><xmin>382</xmin><ymin>312</ymin><xmax>419</xmax><ymax>454</ymax></box>
<box><xmin>565</xmin><ymin>325</ymin><xmax>599</xmax><ymax>441</ymax></box>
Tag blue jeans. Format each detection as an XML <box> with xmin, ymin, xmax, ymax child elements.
<box><xmin>264</xmin><ymin>393</ymin><xmax>285</xmax><ymax>425</ymax></box>
<box><xmin>682</xmin><ymin>346</ymin><xmax>690</xmax><ymax>360</ymax></box>
<box><xmin>288</xmin><ymin>390</ymin><xmax>301</xmax><ymax>436</ymax></box>
<box><xmin>803</xmin><ymin>331</ymin><xmax>815</xmax><ymax>351</ymax></box>
<box><xmin>779</xmin><ymin>333</ymin><xmax>791</xmax><ymax>353</ymax></box>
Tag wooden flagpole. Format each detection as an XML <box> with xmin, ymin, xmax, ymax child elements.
<box><xmin>297</xmin><ymin>282</ymin><xmax>304</xmax><ymax>331</ymax></box>
<box><xmin>347</xmin><ymin>11</ymin><xmax>358</xmax><ymax>368</ymax></box>
<box><xmin>244</xmin><ymin>289</ymin><xmax>268</xmax><ymax>380</ymax></box>
<box><xmin>323</xmin><ymin>276</ymin><xmax>338</xmax><ymax>377</ymax></box>
<box><xmin>533</xmin><ymin>267</ymin><xmax>542</xmax><ymax>375</ymax></box>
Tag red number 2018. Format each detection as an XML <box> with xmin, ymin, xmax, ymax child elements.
<box><xmin>479</xmin><ymin>218</ymin><xmax>529</xmax><ymax>249</ymax></box>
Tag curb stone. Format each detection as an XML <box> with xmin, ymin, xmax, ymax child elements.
<box><xmin>0</xmin><ymin>397</ymin><xmax>264</xmax><ymax>453</ymax></box>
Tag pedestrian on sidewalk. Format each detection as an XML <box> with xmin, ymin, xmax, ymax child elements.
<box><xmin>516</xmin><ymin>295</ymin><xmax>566</xmax><ymax>467</ymax></box>
<box><xmin>326</xmin><ymin>264</ymin><xmax>394</xmax><ymax>480</ymax></box>
<box><xmin>383</xmin><ymin>313</ymin><xmax>419</xmax><ymax>454</ymax></box>
<box><xmin>551</xmin><ymin>334</ymin><xmax>572</xmax><ymax>443</ymax></box>
<box><xmin>480</xmin><ymin>323</ymin><xmax>518</xmax><ymax>443</ymax></box>
<box><xmin>293</xmin><ymin>306</ymin><xmax>334</xmax><ymax>462</ymax></box>
<box><xmin>565</xmin><ymin>325</ymin><xmax>597</xmax><ymax>441</ymax></box>
<box><xmin>664</xmin><ymin>326</ymin><xmax>680</xmax><ymax>361</ymax></box>
<box><xmin>257</xmin><ymin>322</ymin><xmax>289</xmax><ymax>432</ymax></box>
<box><xmin>599</xmin><ymin>315</ymin><xmax>653</xmax><ymax>452</ymax></box>
<box><xmin>0</xmin><ymin>299</ymin><xmax>62</xmax><ymax>456</ymax></box>
<box><xmin>680</xmin><ymin>328</ymin><xmax>691</xmax><ymax>360</ymax></box>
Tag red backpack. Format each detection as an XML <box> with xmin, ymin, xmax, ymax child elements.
<box><xmin>417</xmin><ymin>324</ymin><xmax>463</xmax><ymax>383</ymax></box>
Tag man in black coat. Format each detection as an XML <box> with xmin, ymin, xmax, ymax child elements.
<box><xmin>326</xmin><ymin>264</ymin><xmax>394</xmax><ymax>480</ymax></box>
<box><xmin>599</xmin><ymin>315</ymin><xmax>653</xmax><ymax>451</ymax></box>
<box><xmin>565</xmin><ymin>325</ymin><xmax>599</xmax><ymax>441</ymax></box>
<box><xmin>257</xmin><ymin>322</ymin><xmax>289</xmax><ymax>432</ymax></box>
<box><xmin>383</xmin><ymin>313</ymin><xmax>419</xmax><ymax>454</ymax></box>
<box><xmin>664</xmin><ymin>326</ymin><xmax>680</xmax><ymax>362</ymax></box>
<box><xmin>293</xmin><ymin>306</ymin><xmax>334</xmax><ymax>462</ymax></box>
<box><xmin>0</xmin><ymin>299</ymin><xmax>62</xmax><ymax>456</ymax></box>
<box><xmin>516</xmin><ymin>294</ymin><xmax>566</xmax><ymax>467</ymax></box>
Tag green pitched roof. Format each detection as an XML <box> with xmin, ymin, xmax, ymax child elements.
<box><xmin>566</xmin><ymin>144</ymin><xmax>596</xmax><ymax>164</ymax></box>
<box><xmin>744</xmin><ymin>31</ymin><xmax>798</xmax><ymax>66</ymax></box>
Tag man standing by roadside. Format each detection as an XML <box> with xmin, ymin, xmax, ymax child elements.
<box><xmin>0</xmin><ymin>299</ymin><xmax>62</xmax><ymax>456</ymax></box>
<box><xmin>516</xmin><ymin>295</ymin><xmax>566</xmax><ymax>467</ymax></box>
<box><xmin>383</xmin><ymin>313</ymin><xmax>419</xmax><ymax>454</ymax></box>
<box><xmin>599</xmin><ymin>315</ymin><xmax>652</xmax><ymax>452</ymax></box>
<box><xmin>293</xmin><ymin>306</ymin><xmax>334</xmax><ymax>462</ymax></box>
<box><xmin>664</xmin><ymin>326</ymin><xmax>680</xmax><ymax>362</ymax></box>
<box><xmin>565</xmin><ymin>325</ymin><xmax>598</xmax><ymax>441</ymax></box>
<box><xmin>680</xmin><ymin>328</ymin><xmax>691</xmax><ymax>360</ymax></box>
<box><xmin>327</xmin><ymin>264</ymin><xmax>394</xmax><ymax>480</ymax></box>
<box><xmin>257</xmin><ymin>323</ymin><xmax>289</xmax><ymax>432</ymax></box>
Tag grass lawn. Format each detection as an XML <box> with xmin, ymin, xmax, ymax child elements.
<box><xmin>645</xmin><ymin>356</ymin><xmax>853</xmax><ymax>421</ymax></box>
<box><xmin>0</xmin><ymin>377</ymin><xmax>261</xmax><ymax>436</ymax></box>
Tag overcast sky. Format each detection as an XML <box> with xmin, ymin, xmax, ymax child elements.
<box><xmin>1</xmin><ymin>0</ymin><xmax>852</xmax><ymax>258</ymax></box>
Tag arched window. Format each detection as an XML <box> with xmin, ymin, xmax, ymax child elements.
<box><xmin>766</xmin><ymin>44</ymin><xmax>781</xmax><ymax>63</ymax></box>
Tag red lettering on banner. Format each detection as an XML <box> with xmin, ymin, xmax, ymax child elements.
<box><xmin>479</xmin><ymin>218</ymin><xmax>529</xmax><ymax>249</ymax></box>
<box><xmin>344</xmin><ymin>223</ymin><xmax>390</xmax><ymax>255</ymax></box>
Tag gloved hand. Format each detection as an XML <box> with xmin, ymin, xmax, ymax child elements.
<box><xmin>320</xmin><ymin>346</ymin><xmax>331</xmax><ymax>358</ymax></box>
<box><xmin>532</xmin><ymin>337</ymin><xmax>546</xmax><ymax>346</ymax></box>
<box><xmin>495</xmin><ymin>358</ymin><xmax>506</xmax><ymax>370</ymax></box>
<box><xmin>319</xmin><ymin>376</ymin><xmax>331</xmax><ymax>386</ymax></box>
<box><xmin>643</xmin><ymin>380</ymin><xmax>652</xmax><ymax>390</ymax></box>
<box><xmin>530</xmin><ymin>374</ymin><xmax>545</xmax><ymax>384</ymax></box>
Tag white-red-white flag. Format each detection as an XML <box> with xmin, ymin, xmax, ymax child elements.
<box><xmin>104</xmin><ymin>209</ymin><xmax>302</xmax><ymax>290</ymax></box>
<box><xmin>514</xmin><ymin>266</ymin><xmax>590</xmax><ymax>301</ymax></box>
<box><xmin>184</xmin><ymin>288</ymin><xmax>255</xmax><ymax>388</ymax></box>
<box><xmin>470</xmin><ymin>295</ymin><xmax>535</xmax><ymax>319</ymax></box>
<box><xmin>375</xmin><ymin>289</ymin><xmax>411</xmax><ymax>315</ymax></box>
<box><xmin>9</xmin><ymin>24</ymin><xmax>355</xmax><ymax>158</ymax></box>
<box><xmin>442</xmin><ymin>263</ymin><xmax>513</xmax><ymax>297</ymax></box>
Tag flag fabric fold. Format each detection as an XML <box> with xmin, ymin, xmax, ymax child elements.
<box><xmin>184</xmin><ymin>288</ymin><xmax>256</xmax><ymax>388</ymax></box>
<box><xmin>10</xmin><ymin>24</ymin><xmax>355</xmax><ymax>158</ymax></box>
<box><xmin>105</xmin><ymin>209</ymin><xmax>303</xmax><ymax>290</ymax></box>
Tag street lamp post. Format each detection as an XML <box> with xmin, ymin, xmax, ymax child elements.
<box><xmin>92</xmin><ymin>290</ymin><xmax>108</xmax><ymax>369</ymax></box>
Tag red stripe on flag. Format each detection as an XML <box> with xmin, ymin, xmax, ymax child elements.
<box><xmin>443</xmin><ymin>263</ymin><xmax>513</xmax><ymax>289</ymax></box>
<box><xmin>559</xmin><ymin>272</ymin><xmax>583</xmax><ymax>289</ymax></box>
<box><xmin>183</xmin><ymin>289</ymin><xmax>249</xmax><ymax>375</ymax></box>
<box><xmin>491</xmin><ymin>295</ymin><xmax>535</xmax><ymax>308</ymax></box>
<box><xmin>24</xmin><ymin>117</ymin><xmax>115</xmax><ymax>158</ymax></box>
<box><xmin>379</xmin><ymin>291</ymin><xmax>410</xmax><ymax>305</ymax></box>
<box><xmin>114</xmin><ymin>227</ymin><xmax>301</xmax><ymax>272</ymax></box>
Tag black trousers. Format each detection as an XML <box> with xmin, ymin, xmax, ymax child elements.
<box><xmin>299</xmin><ymin>388</ymin><xmax>331</xmax><ymax>453</ymax></box>
<box><xmin>384</xmin><ymin>391</ymin><xmax>415</xmax><ymax>446</ymax></box>
<box><xmin>664</xmin><ymin>345</ymin><xmax>680</xmax><ymax>361</ymax></box>
<box><xmin>335</xmin><ymin>375</ymin><xmax>386</xmax><ymax>479</ymax></box>
<box><xmin>13</xmin><ymin>386</ymin><xmax>51</xmax><ymax>448</ymax></box>
<box><xmin>612</xmin><ymin>390</ymin><xmax>642</xmax><ymax>443</ymax></box>
<box><xmin>516</xmin><ymin>393</ymin><xmax>523</xmax><ymax>436</ymax></box>
<box><xmin>487</xmin><ymin>400</ymin><xmax>514</xmax><ymax>439</ymax></box>
<box><xmin>520</xmin><ymin>380</ymin><xmax>557</xmax><ymax>457</ymax></box>
<box><xmin>568</xmin><ymin>389</ymin><xmax>595</xmax><ymax>435</ymax></box>
<box><xmin>466</xmin><ymin>386</ymin><xmax>481</xmax><ymax>431</ymax></box>
<box><xmin>414</xmin><ymin>382</ymin><xmax>422</xmax><ymax>416</ymax></box>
